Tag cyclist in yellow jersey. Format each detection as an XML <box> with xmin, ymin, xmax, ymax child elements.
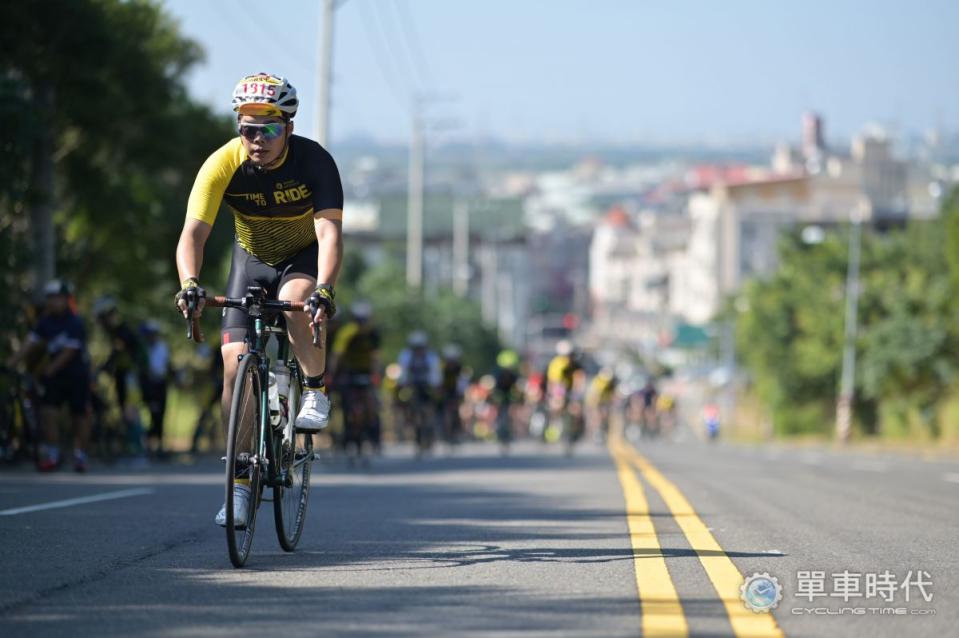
<box><xmin>586</xmin><ymin>367</ymin><xmax>617</xmax><ymax>440</ymax></box>
<box><xmin>329</xmin><ymin>301</ymin><xmax>381</xmax><ymax>454</ymax></box>
<box><xmin>546</xmin><ymin>340</ymin><xmax>586</xmax><ymax>451</ymax></box>
<box><xmin>330</xmin><ymin>302</ymin><xmax>380</xmax><ymax>381</ymax></box>
<box><xmin>547</xmin><ymin>340</ymin><xmax>580</xmax><ymax>397</ymax></box>
<box><xmin>173</xmin><ymin>73</ymin><xmax>343</xmax><ymax>527</ymax></box>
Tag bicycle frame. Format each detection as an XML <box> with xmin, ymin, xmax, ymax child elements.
<box><xmin>194</xmin><ymin>286</ymin><xmax>310</xmax><ymax>489</ymax></box>
<box><xmin>244</xmin><ymin>299</ymin><xmax>297</xmax><ymax>490</ymax></box>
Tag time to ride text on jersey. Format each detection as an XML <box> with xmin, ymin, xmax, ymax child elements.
<box><xmin>274</xmin><ymin>184</ymin><xmax>312</xmax><ymax>204</ymax></box>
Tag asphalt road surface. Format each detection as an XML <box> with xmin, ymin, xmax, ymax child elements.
<box><xmin>1</xmin><ymin>433</ymin><xmax>956</xmax><ymax>637</ymax></box>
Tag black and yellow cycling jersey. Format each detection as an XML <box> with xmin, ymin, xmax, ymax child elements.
<box><xmin>332</xmin><ymin>321</ymin><xmax>381</xmax><ymax>374</ymax></box>
<box><xmin>547</xmin><ymin>355</ymin><xmax>578</xmax><ymax>390</ymax></box>
<box><xmin>588</xmin><ymin>374</ymin><xmax>616</xmax><ymax>404</ymax></box>
<box><xmin>186</xmin><ymin>135</ymin><xmax>344</xmax><ymax>266</ymax></box>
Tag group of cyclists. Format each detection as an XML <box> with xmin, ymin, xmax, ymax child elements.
<box><xmin>322</xmin><ymin>329</ymin><xmax>681</xmax><ymax>458</ymax></box>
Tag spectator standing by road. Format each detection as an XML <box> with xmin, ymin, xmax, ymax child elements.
<box><xmin>139</xmin><ymin>321</ymin><xmax>171</xmax><ymax>457</ymax></box>
<box><xmin>8</xmin><ymin>280</ymin><xmax>93</xmax><ymax>472</ymax></box>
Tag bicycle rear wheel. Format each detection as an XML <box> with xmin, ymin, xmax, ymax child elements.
<box><xmin>274</xmin><ymin>371</ymin><xmax>312</xmax><ymax>551</ymax></box>
<box><xmin>225</xmin><ymin>354</ymin><xmax>263</xmax><ymax>568</ymax></box>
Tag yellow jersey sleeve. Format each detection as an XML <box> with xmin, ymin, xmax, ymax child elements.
<box><xmin>186</xmin><ymin>138</ymin><xmax>247</xmax><ymax>225</ymax></box>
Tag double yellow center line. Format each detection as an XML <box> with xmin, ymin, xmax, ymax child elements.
<box><xmin>610</xmin><ymin>437</ymin><xmax>784</xmax><ymax>637</ymax></box>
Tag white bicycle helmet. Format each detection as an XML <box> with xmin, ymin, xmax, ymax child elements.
<box><xmin>231</xmin><ymin>73</ymin><xmax>298</xmax><ymax>118</ymax></box>
<box><xmin>407</xmin><ymin>331</ymin><xmax>428</xmax><ymax>348</ymax></box>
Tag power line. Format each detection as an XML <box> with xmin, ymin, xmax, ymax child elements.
<box><xmin>239</xmin><ymin>0</ymin><xmax>315</xmax><ymax>71</ymax></box>
<box><xmin>209</xmin><ymin>0</ymin><xmax>312</xmax><ymax>80</ymax></box>
<box><xmin>357</xmin><ymin>0</ymin><xmax>411</xmax><ymax>109</ymax></box>
<box><xmin>368</xmin><ymin>0</ymin><xmax>420</xmax><ymax>94</ymax></box>
<box><xmin>391</xmin><ymin>0</ymin><xmax>434</xmax><ymax>88</ymax></box>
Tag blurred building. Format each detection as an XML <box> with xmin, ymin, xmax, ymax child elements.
<box><xmin>587</xmin><ymin>113</ymin><xmax>955</xmax><ymax>354</ymax></box>
<box><xmin>672</xmin><ymin>114</ymin><xmax>934</xmax><ymax>325</ymax></box>
<box><xmin>343</xmin><ymin>192</ymin><xmax>531</xmax><ymax>346</ymax></box>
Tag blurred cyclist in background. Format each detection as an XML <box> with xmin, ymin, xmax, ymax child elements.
<box><xmin>547</xmin><ymin>340</ymin><xmax>582</xmax><ymax>408</ymax></box>
<box><xmin>586</xmin><ymin>367</ymin><xmax>618</xmax><ymax>441</ymax></box>
<box><xmin>93</xmin><ymin>295</ymin><xmax>146</xmax><ymax>454</ymax></box>
<box><xmin>139</xmin><ymin>321</ymin><xmax>171</xmax><ymax>457</ymax></box>
<box><xmin>329</xmin><ymin>301</ymin><xmax>381</xmax><ymax>457</ymax></box>
<box><xmin>8</xmin><ymin>280</ymin><xmax>93</xmax><ymax>472</ymax></box>
<box><xmin>546</xmin><ymin>340</ymin><xmax>586</xmax><ymax>452</ymax></box>
<box><xmin>631</xmin><ymin>378</ymin><xmax>660</xmax><ymax>437</ymax></box>
<box><xmin>397</xmin><ymin>331</ymin><xmax>441</xmax><ymax>455</ymax></box>
<box><xmin>439</xmin><ymin>344</ymin><xmax>467</xmax><ymax>446</ymax></box>
<box><xmin>492</xmin><ymin>349</ymin><xmax>521</xmax><ymax>452</ymax></box>
<box><xmin>655</xmin><ymin>390</ymin><xmax>677</xmax><ymax>437</ymax></box>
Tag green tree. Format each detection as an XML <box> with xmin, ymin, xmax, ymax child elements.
<box><xmin>352</xmin><ymin>260</ymin><xmax>501</xmax><ymax>372</ymax></box>
<box><xmin>0</xmin><ymin>0</ymin><xmax>234</xmax><ymax>351</ymax></box>
<box><xmin>734</xmin><ymin>231</ymin><xmax>847</xmax><ymax>434</ymax></box>
<box><xmin>858</xmin><ymin>220</ymin><xmax>958</xmax><ymax>437</ymax></box>
<box><xmin>736</xmin><ymin>195</ymin><xmax>959</xmax><ymax>439</ymax></box>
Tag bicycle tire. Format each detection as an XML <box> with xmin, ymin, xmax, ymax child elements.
<box><xmin>274</xmin><ymin>365</ymin><xmax>312</xmax><ymax>551</ymax></box>
<box><xmin>225</xmin><ymin>353</ymin><xmax>263</xmax><ymax>568</ymax></box>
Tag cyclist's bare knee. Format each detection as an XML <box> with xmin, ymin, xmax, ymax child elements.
<box><xmin>221</xmin><ymin>342</ymin><xmax>246</xmax><ymax>393</ymax></box>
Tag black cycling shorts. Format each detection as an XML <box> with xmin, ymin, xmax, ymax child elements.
<box><xmin>38</xmin><ymin>373</ymin><xmax>91</xmax><ymax>416</ymax></box>
<box><xmin>221</xmin><ymin>242</ymin><xmax>318</xmax><ymax>345</ymax></box>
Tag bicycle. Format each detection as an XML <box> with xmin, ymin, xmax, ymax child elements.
<box><xmin>184</xmin><ymin>285</ymin><xmax>317</xmax><ymax>568</ymax></box>
<box><xmin>0</xmin><ymin>367</ymin><xmax>40</xmax><ymax>465</ymax></box>
<box><xmin>339</xmin><ymin>373</ymin><xmax>373</xmax><ymax>466</ymax></box>
<box><xmin>88</xmin><ymin>377</ymin><xmax>127</xmax><ymax>464</ymax></box>
<box><xmin>406</xmin><ymin>385</ymin><xmax>436</xmax><ymax>458</ymax></box>
<box><xmin>494</xmin><ymin>398</ymin><xmax>513</xmax><ymax>455</ymax></box>
<box><xmin>562</xmin><ymin>395</ymin><xmax>586</xmax><ymax>456</ymax></box>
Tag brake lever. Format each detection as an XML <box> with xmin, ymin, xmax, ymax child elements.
<box><xmin>185</xmin><ymin>296</ymin><xmax>195</xmax><ymax>341</ymax></box>
<box><xmin>184</xmin><ymin>291</ymin><xmax>206</xmax><ymax>343</ymax></box>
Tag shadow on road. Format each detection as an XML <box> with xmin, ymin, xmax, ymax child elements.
<box><xmin>0</xmin><ymin>445</ymin><xmax>789</xmax><ymax>637</ymax></box>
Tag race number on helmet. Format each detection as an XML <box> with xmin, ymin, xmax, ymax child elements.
<box><xmin>231</xmin><ymin>73</ymin><xmax>299</xmax><ymax>118</ymax></box>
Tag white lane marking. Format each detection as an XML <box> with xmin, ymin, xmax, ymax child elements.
<box><xmin>943</xmin><ymin>473</ymin><xmax>959</xmax><ymax>484</ymax></box>
<box><xmin>0</xmin><ymin>487</ymin><xmax>155</xmax><ymax>516</ymax></box>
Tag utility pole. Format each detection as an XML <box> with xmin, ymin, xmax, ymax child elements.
<box><xmin>406</xmin><ymin>110</ymin><xmax>424</xmax><ymax>288</ymax></box>
<box><xmin>835</xmin><ymin>204</ymin><xmax>865</xmax><ymax>443</ymax></box>
<box><xmin>315</xmin><ymin>0</ymin><xmax>335</xmax><ymax>147</ymax></box>
<box><xmin>452</xmin><ymin>200</ymin><xmax>469</xmax><ymax>296</ymax></box>
<box><xmin>405</xmin><ymin>93</ymin><xmax>459</xmax><ymax>290</ymax></box>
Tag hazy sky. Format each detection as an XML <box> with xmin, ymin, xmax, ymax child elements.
<box><xmin>163</xmin><ymin>0</ymin><xmax>958</xmax><ymax>146</ymax></box>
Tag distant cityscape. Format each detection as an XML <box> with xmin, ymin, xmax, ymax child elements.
<box><xmin>335</xmin><ymin>114</ymin><xmax>959</xmax><ymax>367</ymax></box>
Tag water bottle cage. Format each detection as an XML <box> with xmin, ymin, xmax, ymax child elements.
<box><xmin>273</xmin><ymin>397</ymin><xmax>290</xmax><ymax>430</ymax></box>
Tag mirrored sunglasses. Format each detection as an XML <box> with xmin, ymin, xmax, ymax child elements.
<box><xmin>238</xmin><ymin>121</ymin><xmax>286</xmax><ymax>141</ymax></box>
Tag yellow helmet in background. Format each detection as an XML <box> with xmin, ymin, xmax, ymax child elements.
<box><xmin>497</xmin><ymin>350</ymin><xmax>520</xmax><ymax>369</ymax></box>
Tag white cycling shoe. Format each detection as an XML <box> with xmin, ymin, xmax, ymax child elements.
<box><xmin>215</xmin><ymin>484</ymin><xmax>252</xmax><ymax>529</ymax></box>
<box><xmin>295</xmin><ymin>389</ymin><xmax>330</xmax><ymax>431</ymax></box>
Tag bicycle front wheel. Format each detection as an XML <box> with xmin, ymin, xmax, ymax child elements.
<box><xmin>225</xmin><ymin>354</ymin><xmax>263</xmax><ymax>568</ymax></box>
<box><xmin>274</xmin><ymin>371</ymin><xmax>313</xmax><ymax>551</ymax></box>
